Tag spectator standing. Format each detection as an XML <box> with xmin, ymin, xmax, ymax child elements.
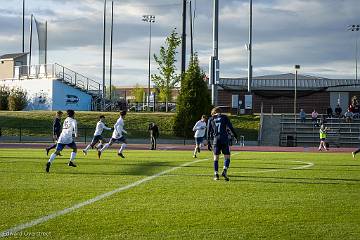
<box><xmin>148</xmin><ymin>122</ymin><xmax>159</xmax><ymax>150</ymax></box>
<box><xmin>299</xmin><ymin>109</ymin><xmax>306</xmax><ymax>123</ymax></box>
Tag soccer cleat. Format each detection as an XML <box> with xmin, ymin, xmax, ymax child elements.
<box><xmin>68</xmin><ymin>161</ymin><xmax>77</xmax><ymax>167</ymax></box>
<box><xmin>221</xmin><ymin>170</ymin><xmax>229</xmax><ymax>181</ymax></box>
<box><xmin>214</xmin><ymin>173</ymin><xmax>219</xmax><ymax>181</ymax></box>
<box><xmin>97</xmin><ymin>150</ymin><xmax>102</xmax><ymax>159</ymax></box>
<box><xmin>45</xmin><ymin>148</ymin><xmax>50</xmax><ymax>156</ymax></box>
<box><xmin>118</xmin><ymin>152</ymin><xmax>125</xmax><ymax>158</ymax></box>
<box><xmin>193</xmin><ymin>155</ymin><xmax>197</xmax><ymax>158</ymax></box>
<box><xmin>82</xmin><ymin>149</ymin><xmax>87</xmax><ymax>156</ymax></box>
<box><xmin>352</xmin><ymin>152</ymin><xmax>356</xmax><ymax>159</ymax></box>
<box><xmin>45</xmin><ymin>162</ymin><xmax>51</xmax><ymax>172</ymax></box>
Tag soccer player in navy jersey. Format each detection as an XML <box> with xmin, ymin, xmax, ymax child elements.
<box><xmin>207</xmin><ymin>107</ymin><xmax>238</xmax><ymax>181</ymax></box>
<box><xmin>45</xmin><ymin>111</ymin><xmax>63</xmax><ymax>156</ymax></box>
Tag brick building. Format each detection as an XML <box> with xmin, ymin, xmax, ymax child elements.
<box><xmin>217</xmin><ymin>73</ymin><xmax>360</xmax><ymax>114</ymax></box>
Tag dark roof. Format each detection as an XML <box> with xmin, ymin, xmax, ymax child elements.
<box><xmin>219</xmin><ymin>73</ymin><xmax>360</xmax><ymax>90</ymax></box>
<box><xmin>0</xmin><ymin>53</ymin><xmax>28</xmax><ymax>60</ymax></box>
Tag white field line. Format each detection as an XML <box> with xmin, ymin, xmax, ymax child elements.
<box><xmin>0</xmin><ymin>157</ymin><xmax>209</xmax><ymax>238</ymax></box>
<box><xmin>232</xmin><ymin>160</ymin><xmax>314</xmax><ymax>174</ymax></box>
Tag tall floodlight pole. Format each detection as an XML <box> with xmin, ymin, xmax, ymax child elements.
<box><xmin>294</xmin><ymin>65</ymin><xmax>300</xmax><ymax>131</ymax></box>
<box><xmin>22</xmin><ymin>0</ymin><xmax>25</xmax><ymax>53</ymax></box>
<box><xmin>210</xmin><ymin>0</ymin><xmax>219</xmax><ymax>106</ymax></box>
<box><xmin>247</xmin><ymin>0</ymin><xmax>253</xmax><ymax>93</ymax></box>
<box><xmin>102</xmin><ymin>0</ymin><xmax>107</xmax><ymax>105</ymax></box>
<box><xmin>348</xmin><ymin>25</ymin><xmax>360</xmax><ymax>81</ymax></box>
<box><xmin>109</xmin><ymin>1</ymin><xmax>114</xmax><ymax>102</ymax></box>
<box><xmin>189</xmin><ymin>0</ymin><xmax>194</xmax><ymax>57</ymax></box>
<box><xmin>29</xmin><ymin>14</ymin><xmax>33</xmax><ymax>67</ymax></box>
<box><xmin>142</xmin><ymin>15</ymin><xmax>155</xmax><ymax>110</ymax></box>
<box><xmin>181</xmin><ymin>0</ymin><xmax>187</xmax><ymax>78</ymax></box>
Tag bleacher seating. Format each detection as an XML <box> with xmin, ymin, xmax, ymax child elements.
<box><xmin>279</xmin><ymin>114</ymin><xmax>360</xmax><ymax>147</ymax></box>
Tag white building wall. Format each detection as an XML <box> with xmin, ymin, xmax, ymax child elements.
<box><xmin>0</xmin><ymin>78</ymin><xmax>92</xmax><ymax>111</ymax></box>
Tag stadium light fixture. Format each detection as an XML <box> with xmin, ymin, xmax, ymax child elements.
<box><xmin>142</xmin><ymin>15</ymin><xmax>155</xmax><ymax>111</ymax></box>
<box><xmin>347</xmin><ymin>25</ymin><xmax>360</xmax><ymax>81</ymax></box>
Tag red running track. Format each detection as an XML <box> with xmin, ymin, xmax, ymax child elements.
<box><xmin>0</xmin><ymin>143</ymin><xmax>357</xmax><ymax>153</ymax></box>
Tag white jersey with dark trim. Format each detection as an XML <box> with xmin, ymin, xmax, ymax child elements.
<box><xmin>58</xmin><ymin>117</ymin><xmax>77</xmax><ymax>144</ymax></box>
<box><xmin>193</xmin><ymin>120</ymin><xmax>207</xmax><ymax>138</ymax></box>
<box><xmin>112</xmin><ymin>117</ymin><xmax>127</xmax><ymax>139</ymax></box>
<box><xmin>94</xmin><ymin>121</ymin><xmax>111</xmax><ymax>136</ymax></box>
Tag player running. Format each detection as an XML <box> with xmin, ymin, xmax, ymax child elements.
<box><xmin>45</xmin><ymin>111</ymin><xmax>63</xmax><ymax>156</ymax></box>
<box><xmin>192</xmin><ymin>115</ymin><xmax>207</xmax><ymax>158</ymax></box>
<box><xmin>46</xmin><ymin>109</ymin><xmax>78</xmax><ymax>173</ymax></box>
<box><xmin>207</xmin><ymin>107</ymin><xmax>238</xmax><ymax>181</ymax></box>
<box><xmin>98</xmin><ymin>110</ymin><xmax>127</xmax><ymax>159</ymax></box>
<box><xmin>82</xmin><ymin>115</ymin><xmax>112</xmax><ymax>155</ymax></box>
<box><xmin>318</xmin><ymin>124</ymin><xmax>329</xmax><ymax>151</ymax></box>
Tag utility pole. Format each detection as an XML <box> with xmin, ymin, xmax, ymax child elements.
<box><xmin>210</xmin><ymin>0</ymin><xmax>219</xmax><ymax>106</ymax></box>
<box><xmin>22</xmin><ymin>0</ymin><xmax>25</xmax><ymax>53</ymax></box>
<box><xmin>109</xmin><ymin>1</ymin><xmax>114</xmax><ymax>102</ymax></box>
<box><xmin>189</xmin><ymin>0</ymin><xmax>194</xmax><ymax>57</ymax></box>
<box><xmin>181</xmin><ymin>0</ymin><xmax>187</xmax><ymax>77</ymax></box>
<box><xmin>102</xmin><ymin>0</ymin><xmax>107</xmax><ymax>105</ymax></box>
<box><xmin>247</xmin><ymin>0</ymin><xmax>253</xmax><ymax>93</ymax></box>
<box><xmin>29</xmin><ymin>14</ymin><xmax>33</xmax><ymax>66</ymax></box>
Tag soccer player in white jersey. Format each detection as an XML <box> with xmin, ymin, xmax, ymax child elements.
<box><xmin>46</xmin><ymin>109</ymin><xmax>78</xmax><ymax>173</ymax></box>
<box><xmin>82</xmin><ymin>115</ymin><xmax>112</xmax><ymax>155</ymax></box>
<box><xmin>98</xmin><ymin>110</ymin><xmax>127</xmax><ymax>159</ymax></box>
<box><xmin>192</xmin><ymin>115</ymin><xmax>207</xmax><ymax>158</ymax></box>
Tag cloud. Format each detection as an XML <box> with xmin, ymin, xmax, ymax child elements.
<box><xmin>1</xmin><ymin>0</ymin><xmax>359</xmax><ymax>87</ymax></box>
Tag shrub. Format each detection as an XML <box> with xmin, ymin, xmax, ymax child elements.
<box><xmin>0</xmin><ymin>85</ymin><xmax>10</xmax><ymax>110</ymax></box>
<box><xmin>8</xmin><ymin>87</ymin><xmax>28</xmax><ymax>111</ymax></box>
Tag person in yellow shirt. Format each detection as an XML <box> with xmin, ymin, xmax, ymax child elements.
<box><xmin>318</xmin><ymin>125</ymin><xmax>328</xmax><ymax>151</ymax></box>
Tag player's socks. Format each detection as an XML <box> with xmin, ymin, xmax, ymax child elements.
<box><xmin>100</xmin><ymin>143</ymin><xmax>110</xmax><ymax>152</ymax></box>
<box><xmin>83</xmin><ymin>145</ymin><xmax>91</xmax><ymax>152</ymax></box>
<box><xmin>119</xmin><ymin>143</ymin><xmax>126</xmax><ymax>153</ymax></box>
<box><xmin>214</xmin><ymin>160</ymin><xmax>219</xmax><ymax>172</ymax></box>
<box><xmin>224</xmin><ymin>158</ymin><xmax>230</xmax><ymax>169</ymax></box>
<box><xmin>70</xmin><ymin>152</ymin><xmax>76</xmax><ymax>161</ymax></box>
<box><xmin>352</xmin><ymin>152</ymin><xmax>356</xmax><ymax>159</ymax></box>
<box><xmin>48</xmin><ymin>153</ymin><xmax>57</xmax><ymax>164</ymax></box>
<box><xmin>45</xmin><ymin>148</ymin><xmax>50</xmax><ymax>156</ymax></box>
<box><xmin>193</xmin><ymin>148</ymin><xmax>197</xmax><ymax>157</ymax></box>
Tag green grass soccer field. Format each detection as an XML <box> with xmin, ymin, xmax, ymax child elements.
<box><xmin>0</xmin><ymin>149</ymin><xmax>359</xmax><ymax>239</ymax></box>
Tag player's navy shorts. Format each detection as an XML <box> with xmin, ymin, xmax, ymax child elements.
<box><xmin>109</xmin><ymin>136</ymin><xmax>126</xmax><ymax>144</ymax></box>
<box><xmin>56</xmin><ymin>141</ymin><xmax>77</xmax><ymax>151</ymax></box>
<box><xmin>213</xmin><ymin>142</ymin><xmax>230</xmax><ymax>155</ymax></box>
<box><xmin>90</xmin><ymin>135</ymin><xmax>105</xmax><ymax>147</ymax></box>
<box><xmin>195</xmin><ymin>137</ymin><xmax>204</xmax><ymax>145</ymax></box>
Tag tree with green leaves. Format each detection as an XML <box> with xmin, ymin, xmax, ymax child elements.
<box><xmin>174</xmin><ymin>54</ymin><xmax>212</xmax><ymax>137</ymax></box>
<box><xmin>132</xmin><ymin>84</ymin><xmax>145</xmax><ymax>103</ymax></box>
<box><xmin>151</xmin><ymin>29</ymin><xmax>181</xmax><ymax>112</ymax></box>
<box><xmin>8</xmin><ymin>87</ymin><xmax>28</xmax><ymax>111</ymax></box>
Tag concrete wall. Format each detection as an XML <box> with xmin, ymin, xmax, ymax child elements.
<box><xmin>0</xmin><ymin>78</ymin><xmax>92</xmax><ymax>111</ymax></box>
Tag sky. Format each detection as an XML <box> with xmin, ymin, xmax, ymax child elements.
<box><xmin>0</xmin><ymin>0</ymin><xmax>359</xmax><ymax>87</ymax></box>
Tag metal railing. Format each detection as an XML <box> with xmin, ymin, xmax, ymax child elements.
<box><xmin>14</xmin><ymin>63</ymin><xmax>102</xmax><ymax>97</ymax></box>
